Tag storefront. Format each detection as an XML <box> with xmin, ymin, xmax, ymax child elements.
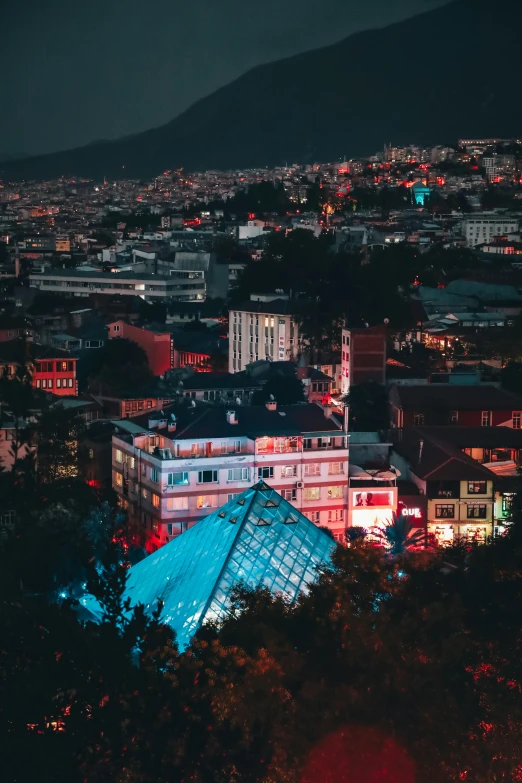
<box><xmin>349</xmin><ymin>486</ymin><xmax>398</xmax><ymax>535</ymax></box>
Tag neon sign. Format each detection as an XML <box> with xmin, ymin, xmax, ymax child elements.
<box><xmin>401</xmin><ymin>507</ymin><xmax>422</xmax><ymax>519</ymax></box>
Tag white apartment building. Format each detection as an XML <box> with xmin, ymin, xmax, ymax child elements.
<box><xmin>229</xmin><ymin>295</ymin><xmax>302</xmax><ymax>373</ymax></box>
<box><xmin>29</xmin><ymin>268</ymin><xmax>206</xmax><ymax>302</ymax></box>
<box><xmin>111</xmin><ymin>401</ymin><xmax>349</xmax><ymax>551</ymax></box>
<box><xmin>462</xmin><ymin>215</ymin><xmax>519</xmax><ymax>248</ymax></box>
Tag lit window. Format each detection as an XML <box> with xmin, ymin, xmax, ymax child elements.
<box><xmin>304</xmin><ymin>487</ymin><xmax>321</xmax><ymax>501</ymax></box>
<box><xmin>435</xmin><ymin>504</ymin><xmax>454</xmax><ymax>519</ymax></box>
<box><xmin>481</xmin><ymin>411</ymin><xmax>491</xmax><ymax>427</ymax></box>
<box><xmin>513</xmin><ymin>412</ymin><xmax>521</xmax><ymax>430</ymax></box>
<box><xmin>281</xmin><ymin>465</ymin><xmax>297</xmax><ymax>477</ymax></box>
<box><xmin>167</xmin><ymin>496</ymin><xmax>188</xmax><ymax>511</ymax></box>
<box><xmin>152</xmin><ymin>493</ymin><xmax>160</xmax><ymax>508</ymax></box>
<box><xmin>467</xmin><ymin>504</ymin><xmax>487</xmax><ymax>519</ymax></box>
<box><xmin>115</xmin><ymin>449</ymin><xmax>123</xmax><ymax>463</ymax></box>
<box><xmin>328</xmin><ymin>462</ymin><xmax>344</xmax><ymax>475</ymax></box>
<box><xmin>115</xmin><ymin>472</ymin><xmax>123</xmax><ymax>487</ymax></box>
<box><xmin>468</xmin><ymin>481</ymin><xmax>487</xmax><ymax>495</ymax></box>
<box><xmin>304</xmin><ymin>463</ymin><xmax>321</xmax><ymax>477</ymax></box>
<box><xmin>327</xmin><ymin>486</ymin><xmax>343</xmax><ymax>499</ymax></box>
<box><xmin>167</xmin><ymin>472</ymin><xmax>188</xmax><ymax>485</ymax></box>
<box><xmin>56</xmin><ymin>378</ymin><xmax>61</xmax><ymax>388</ymax></box>
<box><xmin>197</xmin><ymin>495</ymin><xmax>218</xmax><ymax>509</ymax></box>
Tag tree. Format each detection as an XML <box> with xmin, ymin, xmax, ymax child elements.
<box><xmin>85</xmin><ymin>338</ymin><xmax>154</xmax><ymax>395</ymax></box>
<box><xmin>36</xmin><ymin>404</ymin><xmax>85</xmax><ymax>484</ymax></box>
<box><xmin>252</xmin><ymin>375</ymin><xmax>306</xmax><ymax>405</ymax></box>
<box><xmin>371</xmin><ymin>513</ymin><xmax>432</xmax><ymax>556</ymax></box>
<box><xmin>343</xmin><ymin>380</ymin><xmax>388</xmax><ymax>431</ymax></box>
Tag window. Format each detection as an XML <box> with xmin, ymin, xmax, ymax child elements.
<box><xmin>129</xmin><ymin>457</ymin><xmax>135</xmax><ymax>469</ymax></box>
<box><xmin>468</xmin><ymin>480</ymin><xmax>487</xmax><ymax>495</ymax></box>
<box><xmin>513</xmin><ymin>412</ymin><xmax>521</xmax><ymax>430</ymax></box>
<box><xmin>258</xmin><ymin>466</ymin><xmax>274</xmax><ymax>479</ymax></box>
<box><xmin>228</xmin><ymin>493</ymin><xmax>239</xmax><ymax>502</ymax></box>
<box><xmin>305</xmin><ymin>511</ymin><xmax>320</xmax><ymax>523</ymax></box>
<box><xmin>303</xmin><ymin>438</ymin><xmax>313</xmax><ymax>450</ymax></box>
<box><xmin>167</xmin><ymin>472</ymin><xmax>188</xmax><ymax>486</ymax></box>
<box><xmin>282</xmin><ymin>489</ymin><xmax>297</xmax><ymax>501</ymax></box>
<box><xmin>191</xmin><ymin>443</ymin><xmax>204</xmax><ymax>457</ymax></box>
<box><xmin>167</xmin><ymin>496</ymin><xmax>188</xmax><ymax>511</ymax></box>
<box><xmin>304</xmin><ymin>487</ymin><xmax>321</xmax><ymax>501</ymax></box>
<box><xmin>198</xmin><ymin>470</ymin><xmax>218</xmax><ymax>484</ymax></box>
<box><xmin>227</xmin><ymin>468</ymin><xmax>249</xmax><ymax>482</ymax></box>
<box><xmin>56</xmin><ymin>378</ymin><xmax>61</xmax><ymax>388</ymax></box>
<box><xmin>467</xmin><ymin>504</ymin><xmax>487</xmax><ymax>519</ymax></box>
<box><xmin>328</xmin><ymin>509</ymin><xmax>344</xmax><ymax>522</ymax></box>
<box><xmin>115</xmin><ymin>472</ymin><xmax>123</xmax><ymax>487</ymax></box>
<box><xmin>48</xmin><ymin>379</ymin><xmax>53</xmax><ymax>389</ymax></box>
<box><xmin>151</xmin><ymin>468</ymin><xmax>160</xmax><ymax>482</ymax></box>
<box><xmin>317</xmin><ymin>437</ymin><xmax>332</xmax><ymax>449</ymax></box>
<box><xmin>152</xmin><ymin>493</ymin><xmax>160</xmax><ymax>509</ymax></box>
<box><xmin>220</xmin><ymin>441</ymin><xmax>228</xmax><ymax>455</ymax></box>
<box><xmin>413</xmin><ymin>413</ymin><xmax>425</xmax><ymax>426</ymax></box>
<box><xmin>327</xmin><ymin>486</ymin><xmax>343</xmax><ymax>499</ymax></box>
<box><xmin>197</xmin><ymin>495</ymin><xmax>218</xmax><ymax>509</ymax></box>
<box><xmin>450</xmin><ymin>410</ymin><xmax>459</xmax><ymax>424</ymax></box>
<box><xmin>502</xmin><ymin>495</ymin><xmax>513</xmax><ymax>516</ymax></box>
<box><xmin>68</xmin><ymin>378</ymin><xmax>74</xmax><ymax>388</ymax></box>
<box><xmin>281</xmin><ymin>465</ymin><xmax>297</xmax><ymax>478</ymax></box>
<box><xmin>142</xmin><ymin>488</ymin><xmax>148</xmax><ymax>499</ymax></box>
<box><xmin>304</xmin><ymin>463</ymin><xmax>321</xmax><ymax>477</ymax></box>
<box><xmin>435</xmin><ymin>504</ymin><xmax>455</xmax><ymax>519</ymax></box>
<box><xmin>115</xmin><ymin>449</ymin><xmax>123</xmax><ymax>463</ymax></box>
<box><xmin>328</xmin><ymin>462</ymin><xmax>344</xmax><ymax>475</ymax></box>
<box><xmin>481</xmin><ymin>411</ymin><xmax>491</xmax><ymax>427</ymax></box>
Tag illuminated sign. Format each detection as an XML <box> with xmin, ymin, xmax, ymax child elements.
<box><xmin>401</xmin><ymin>507</ymin><xmax>422</xmax><ymax>519</ymax></box>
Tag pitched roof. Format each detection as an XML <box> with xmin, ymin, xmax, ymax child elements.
<box><xmin>232</xmin><ymin>298</ymin><xmax>300</xmax><ymax>316</ymax></box>
<box><xmin>390</xmin><ymin>384</ymin><xmax>522</xmax><ymax>412</ymax></box>
<box><xmin>82</xmin><ymin>483</ymin><xmax>334</xmax><ymax>649</ymax></box>
<box><xmin>392</xmin><ymin>428</ymin><xmax>498</xmax><ymax>481</ymax></box>
<box><xmin>414</xmin><ymin>426</ymin><xmax>522</xmax><ymax>449</ymax></box>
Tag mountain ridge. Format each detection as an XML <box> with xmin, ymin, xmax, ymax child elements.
<box><xmin>2</xmin><ymin>0</ymin><xmax>521</xmax><ymax>183</ymax></box>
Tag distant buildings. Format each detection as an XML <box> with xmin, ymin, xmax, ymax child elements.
<box><xmin>341</xmin><ymin>326</ymin><xmax>387</xmax><ymax>396</ymax></box>
<box><xmin>461</xmin><ymin>215</ymin><xmax>519</xmax><ymax>248</ymax></box>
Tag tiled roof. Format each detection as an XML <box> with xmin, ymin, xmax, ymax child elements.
<box><xmin>390</xmin><ymin>384</ymin><xmax>522</xmax><ymax>411</ymax></box>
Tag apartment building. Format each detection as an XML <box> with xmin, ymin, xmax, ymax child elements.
<box><xmin>0</xmin><ymin>339</ymin><xmax>77</xmax><ymax>396</ymax></box>
<box><xmin>29</xmin><ymin>268</ymin><xmax>206</xmax><ymax>302</ymax></box>
<box><xmin>461</xmin><ymin>215</ymin><xmax>519</xmax><ymax>248</ymax></box>
<box><xmin>341</xmin><ymin>326</ymin><xmax>387</xmax><ymax>395</ymax></box>
<box><xmin>111</xmin><ymin>401</ymin><xmax>348</xmax><ymax>551</ymax></box>
<box><xmin>229</xmin><ymin>295</ymin><xmax>303</xmax><ymax>373</ymax></box>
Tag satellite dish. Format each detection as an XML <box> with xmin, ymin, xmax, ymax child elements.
<box><xmin>269</xmin><ymin>394</ymin><xmax>275</xmax><ymax>401</ymax></box>
<box><xmin>191</xmin><ymin>399</ymin><xmax>196</xmax><ymax>408</ymax></box>
<box><xmin>384</xmin><ymin>318</ymin><xmax>390</xmax><ymax>325</ymax></box>
<box><xmin>235</xmin><ymin>397</ymin><xmax>242</xmax><ymax>405</ymax></box>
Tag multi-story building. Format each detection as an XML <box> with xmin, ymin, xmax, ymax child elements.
<box><xmin>0</xmin><ymin>340</ymin><xmax>78</xmax><ymax>396</ymax></box>
<box><xmin>111</xmin><ymin>401</ymin><xmax>348</xmax><ymax>550</ymax></box>
<box><xmin>29</xmin><ymin>268</ymin><xmax>206</xmax><ymax>302</ymax></box>
<box><xmin>107</xmin><ymin>320</ymin><xmax>173</xmax><ymax>376</ymax></box>
<box><xmin>461</xmin><ymin>215</ymin><xmax>519</xmax><ymax>248</ymax></box>
<box><xmin>389</xmin><ymin>385</ymin><xmax>522</xmax><ymax>429</ymax></box>
<box><xmin>341</xmin><ymin>326</ymin><xmax>386</xmax><ymax>396</ymax></box>
<box><xmin>392</xmin><ymin>429</ymin><xmax>497</xmax><ymax>544</ymax></box>
<box><xmin>229</xmin><ymin>296</ymin><xmax>303</xmax><ymax>373</ymax></box>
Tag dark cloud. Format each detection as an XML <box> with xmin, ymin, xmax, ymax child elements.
<box><xmin>1</xmin><ymin>0</ymin><xmax>448</xmax><ymax>156</ymax></box>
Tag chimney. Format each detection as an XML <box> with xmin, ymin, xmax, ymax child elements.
<box><xmin>226</xmin><ymin>410</ymin><xmax>238</xmax><ymax>424</ymax></box>
<box><xmin>418</xmin><ymin>439</ymin><xmax>424</xmax><ymax>463</ymax></box>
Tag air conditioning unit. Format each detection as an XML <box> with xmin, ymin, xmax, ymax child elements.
<box><xmin>296</xmin><ymin>481</ymin><xmax>304</xmax><ymax>489</ymax></box>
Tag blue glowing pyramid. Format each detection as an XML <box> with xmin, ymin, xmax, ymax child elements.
<box><xmin>121</xmin><ymin>482</ymin><xmax>335</xmax><ymax>649</ymax></box>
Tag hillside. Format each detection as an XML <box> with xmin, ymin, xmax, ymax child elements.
<box><xmin>2</xmin><ymin>0</ymin><xmax>521</xmax><ymax>182</ymax></box>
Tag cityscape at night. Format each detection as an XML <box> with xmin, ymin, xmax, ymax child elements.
<box><xmin>2</xmin><ymin>0</ymin><xmax>522</xmax><ymax>781</ymax></box>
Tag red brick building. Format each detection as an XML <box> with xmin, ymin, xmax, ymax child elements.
<box><xmin>389</xmin><ymin>384</ymin><xmax>522</xmax><ymax>429</ymax></box>
<box><xmin>341</xmin><ymin>325</ymin><xmax>387</xmax><ymax>395</ymax></box>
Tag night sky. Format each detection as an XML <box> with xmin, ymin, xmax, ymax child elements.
<box><xmin>2</xmin><ymin>0</ymin><xmax>446</xmax><ymax>158</ymax></box>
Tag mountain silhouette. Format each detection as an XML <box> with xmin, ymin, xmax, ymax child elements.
<box><xmin>2</xmin><ymin>0</ymin><xmax>521</xmax><ymax>182</ymax></box>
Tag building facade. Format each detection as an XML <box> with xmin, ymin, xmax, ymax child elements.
<box><xmin>111</xmin><ymin>402</ymin><xmax>349</xmax><ymax>550</ymax></box>
<box><xmin>229</xmin><ymin>297</ymin><xmax>302</xmax><ymax>373</ymax></box>
<box><xmin>461</xmin><ymin>215</ymin><xmax>519</xmax><ymax>248</ymax></box>
<box><xmin>341</xmin><ymin>326</ymin><xmax>387</xmax><ymax>395</ymax></box>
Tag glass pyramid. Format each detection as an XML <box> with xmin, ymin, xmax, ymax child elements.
<box><xmin>116</xmin><ymin>482</ymin><xmax>335</xmax><ymax>650</ymax></box>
